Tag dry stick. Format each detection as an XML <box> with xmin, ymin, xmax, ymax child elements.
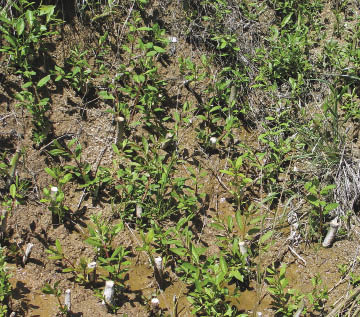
<box><xmin>76</xmin><ymin>145</ymin><xmax>108</xmax><ymax>211</ymax></box>
<box><xmin>116</xmin><ymin>0</ymin><xmax>136</xmax><ymax>57</ymax></box>
<box><xmin>172</xmin><ymin>295</ymin><xmax>178</xmax><ymax>317</ymax></box>
<box><xmin>329</xmin><ymin>246</ymin><xmax>360</xmax><ymax>294</ymax></box>
<box><xmin>327</xmin><ymin>285</ymin><xmax>360</xmax><ymax>317</ymax></box>
<box><xmin>288</xmin><ymin>245</ymin><xmax>306</xmax><ymax>266</ymax></box>
<box><xmin>22</xmin><ymin>243</ymin><xmax>34</xmax><ymax>266</ymax></box>
<box><xmin>200</xmin><ymin>159</ymin><xmax>231</xmax><ymax>193</ymax></box>
<box><xmin>293</xmin><ymin>299</ymin><xmax>305</xmax><ymax>317</ymax></box>
<box><xmin>38</xmin><ymin>133</ymin><xmax>76</xmax><ymax>154</ymax></box>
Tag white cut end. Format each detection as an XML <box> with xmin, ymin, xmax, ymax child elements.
<box><xmin>116</xmin><ymin>116</ymin><xmax>125</xmax><ymax>123</ymax></box>
<box><xmin>209</xmin><ymin>137</ymin><xmax>217</xmax><ymax>149</ymax></box>
<box><xmin>209</xmin><ymin>137</ymin><xmax>217</xmax><ymax>145</ymax></box>
<box><xmin>257</xmin><ymin>312</ymin><xmax>263</xmax><ymax>317</ymax></box>
<box><xmin>65</xmin><ymin>289</ymin><xmax>71</xmax><ymax>311</ymax></box>
<box><xmin>151</xmin><ymin>297</ymin><xmax>160</xmax><ymax>309</ymax></box>
<box><xmin>155</xmin><ymin>256</ymin><xmax>163</xmax><ymax>271</ymax></box>
<box><xmin>238</xmin><ymin>241</ymin><xmax>247</xmax><ymax>255</ymax></box>
<box><xmin>22</xmin><ymin>243</ymin><xmax>34</xmax><ymax>265</ymax></box>
<box><xmin>102</xmin><ymin>280</ymin><xmax>115</xmax><ymax>305</ymax></box>
<box><xmin>88</xmin><ymin>261</ymin><xmax>96</xmax><ymax>269</ymax></box>
<box><xmin>88</xmin><ymin>261</ymin><xmax>97</xmax><ymax>283</ymax></box>
<box><xmin>168</xmin><ymin>36</ymin><xmax>177</xmax><ymax>43</ymax></box>
<box><xmin>136</xmin><ymin>204</ymin><xmax>142</xmax><ymax>218</ymax></box>
<box><xmin>322</xmin><ymin>218</ymin><xmax>340</xmax><ymax>248</ymax></box>
<box><xmin>50</xmin><ymin>186</ymin><xmax>58</xmax><ymax>198</ymax></box>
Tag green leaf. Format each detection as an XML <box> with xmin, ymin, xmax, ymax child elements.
<box><xmin>41</xmin><ymin>284</ymin><xmax>53</xmax><ymax>294</ymax></box>
<box><xmin>4</xmin><ymin>34</ymin><xmax>16</xmax><ymax>47</ymax></box>
<box><xmin>145</xmin><ymin>228</ymin><xmax>154</xmax><ymax>244</ymax></box>
<box><xmin>320</xmin><ymin>185</ymin><xmax>336</xmax><ymax>195</ymax></box>
<box><xmin>62</xmin><ymin>267</ymin><xmax>74</xmax><ymax>273</ymax></box>
<box><xmin>229</xmin><ymin>270</ymin><xmax>244</xmax><ymax>282</ymax></box>
<box><xmin>25</xmin><ymin>10</ymin><xmax>34</xmax><ymax>29</ymax></box>
<box><xmin>227</xmin><ymin>216</ymin><xmax>234</xmax><ymax>232</ymax></box>
<box><xmin>247</xmin><ymin>227</ymin><xmax>260</xmax><ymax>235</ymax></box>
<box><xmin>98</xmin><ymin>91</ymin><xmax>115</xmax><ymax>100</ymax></box>
<box><xmin>146</xmin><ymin>50</ymin><xmax>157</xmax><ymax>57</ymax></box>
<box><xmin>112</xmin><ymin>144</ymin><xmax>119</xmax><ymax>155</ymax></box>
<box><xmin>45</xmin><ymin>167</ymin><xmax>57</xmax><ymax>179</ymax></box>
<box><xmin>37</xmin><ymin>75</ymin><xmax>51</xmax><ymax>87</ymax></box>
<box><xmin>85</xmin><ymin>237</ymin><xmax>102</xmax><ymax>248</ymax></box>
<box><xmin>220</xmin><ymin>256</ymin><xmax>228</xmax><ymax>274</ymax></box>
<box><xmin>235</xmin><ymin>210</ymin><xmax>243</xmax><ymax>231</ymax></box>
<box><xmin>9</xmin><ymin>184</ymin><xmax>16</xmax><ymax>199</ymax></box>
<box><xmin>49</xmin><ymin>149</ymin><xmax>66</xmax><ymax>156</ymax></box>
<box><xmin>55</xmin><ymin>239</ymin><xmax>62</xmax><ymax>255</ymax></box>
<box><xmin>60</xmin><ymin>173</ymin><xmax>72</xmax><ymax>184</ymax></box>
<box><xmin>133</xmin><ymin>74</ymin><xmax>145</xmax><ymax>83</ymax></box>
<box><xmin>38</xmin><ymin>5</ymin><xmax>55</xmax><ymax>22</ymax></box>
<box><xmin>259</xmin><ymin>230</ymin><xmax>273</xmax><ymax>244</ymax></box>
<box><xmin>324</xmin><ymin>202</ymin><xmax>339</xmax><ymax>213</ymax></box>
<box><xmin>210</xmin><ymin>222</ymin><xmax>224</xmax><ymax>231</ymax></box>
<box><xmin>281</xmin><ymin>13</ymin><xmax>293</xmax><ymax>28</ymax></box>
<box><xmin>250</xmin><ymin>216</ymin><xmax>263</xmax><ymax>225</ymax></box>
<box><xmin>191</xmin><ymin>245</ymin><xmax>199</xmax><ymax>264</ymax></box>
<box><xmin>137</xmin><ymin>26</ymin><xmax>152</xmax><ymax>31</ymax></box>
<box><xmin>170</xmin><ymin>247</ymin><xmax>187</xmax><ymax>257</ymax></box>
<box><xmin>307</xmin><ymin>195</ymin><xmax>319</xmax><ymax>206</ymax></box>
<box><xmin>16</xmin><ymin>18</ymin><xmax>25</xmax><ymax>36</ymax></box>
<box><xmin>154</xmin><ymin>46</ymin><xmax>166</xmax><ymax>53</ymax></box>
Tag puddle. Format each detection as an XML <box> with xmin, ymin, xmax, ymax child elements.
<box><xmin>125</xmin><ymin>264</ymin><xmax>191</xmax><ymax>316</ymax></box>
<box><xmin>10</xmin><ymin>276</ymin><xmax>58</xmax><ymax>317</ymax></box>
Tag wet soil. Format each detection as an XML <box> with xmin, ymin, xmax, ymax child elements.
<box><xmin>2</xmin><ymin>1</ymin><xmax>360</xmax><ymax>317</ymax></box>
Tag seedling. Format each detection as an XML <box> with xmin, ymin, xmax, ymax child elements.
<box><xmin>0</xmin><ymin>247</ymin><xmax>11</xmax><ymax>316</ymax></box>
<box><xmin>42</xmin><ymin>281</ymin><xmax>69</xmax><ymax>315</ymax></box>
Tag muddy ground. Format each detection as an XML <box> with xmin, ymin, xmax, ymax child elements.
<box><xmin>2</xmin><ymin>0</ymin><xmax>360</xmax><ymax>316</ymax></box>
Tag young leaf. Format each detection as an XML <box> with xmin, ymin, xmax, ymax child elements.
<box><xmin>37</xmin><ymin>75</ymin><xmax>51</xmax><ymax>87</ymax></box>
<box><xmin>45</xmin><ymin>167</ymin><xmax>57</xmax><ymax>179</ymax></box>
<box><xmin>16</xmin><ymin>18</ymin><xmax>25</xmax><ymax>36</ymax></box>
<box><xmin>170</xmin><ymin>247</ymin><xmax>187</xmax><ymax>257</ymax></box>
<box><xmin>220</xmin><ymin>256</ymin><xmax>228</xmax><ymax>274</ymax></box>
<box><xmin>25</xmin><ymin>10</ymin><xmax>34</xmax><ymax>29</ymax></box>
<box><xmin>230</xmin><ymin>270</ymin><xmax>244</xmax><ymax>282</ymax></box>
<box><xmin>259</xmin><ymin>230</ymin><xmax>273</xmax><ymax>244</ymax></box>
<box><xmin>55</xmin><ymin>239</ymin><xmax>63</xmax><ymax>255</ymax></box>
<box><xmin>9</xmin><ymin>184</ymin><xmax>16</xmax><ymax>199</ymax></box>
<box><xmin>235</xmin><ymin>210</ymin><xmax>244</xmax><ymax>232</ymax></box>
